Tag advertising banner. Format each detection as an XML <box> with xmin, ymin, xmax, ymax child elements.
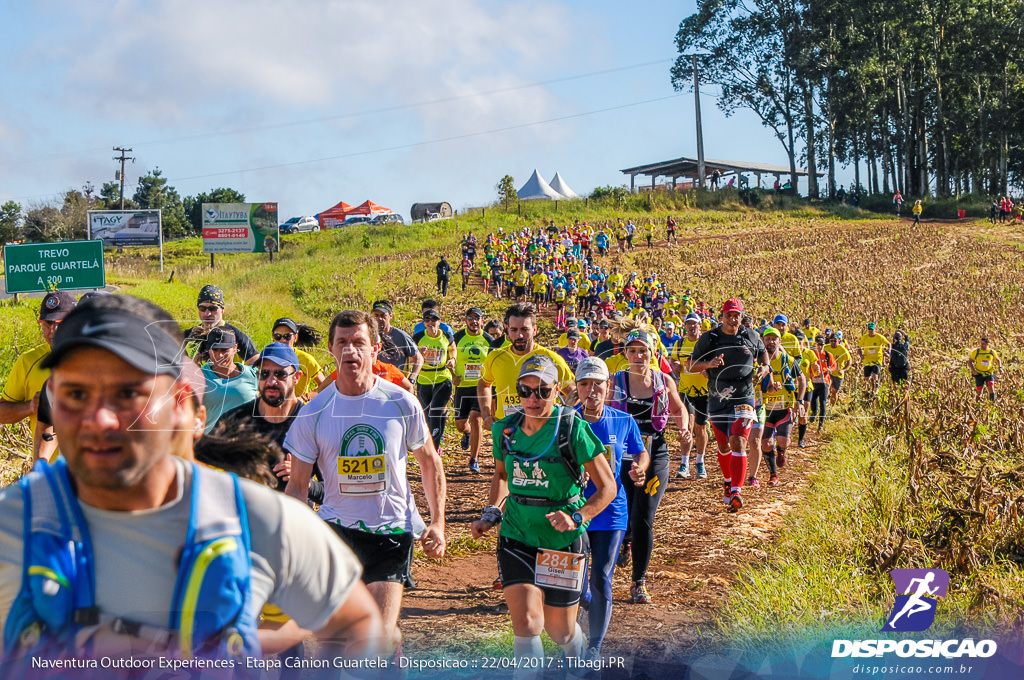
<box><xmin>3</xmin><ymin>240</ymin><xmax>105</xmax><ymax>294</ymax></box>
<box><xmin>87</xmin><ymin>209</ymin><xmax>162</xmax><ymax>247</ymax></box>
<box><xmin>201</xmin><ymin>203</ymin><xmax>279</xmax><ymax>254</ymax></box>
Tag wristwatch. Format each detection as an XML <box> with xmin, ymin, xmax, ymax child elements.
<box><xmin>571</xmin><ymin>511</ymin><xmax>584</xmax><ymax>528</ymax></box>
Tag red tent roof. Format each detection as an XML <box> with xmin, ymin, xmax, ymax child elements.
<box><xmin>347</xmin><ymin>200</ymin><xmax>392</xmax><ymax>216</ymax></box>
<box><xmin>319</xmin><ymin>200</ymin><xmax>352</xmax><ymax>217</ymax></box>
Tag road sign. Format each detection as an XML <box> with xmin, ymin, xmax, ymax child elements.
<box><xmin>3</xmin><ymin>240</ymin><xmax>106</xmax><ymax>294</ymax></box>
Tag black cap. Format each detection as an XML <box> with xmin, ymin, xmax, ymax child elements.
<box><xmin>372</xmin><ymin>300</ymin><xmax>393</xmax><ymax>314</ymax></box>
<box><xmin>207</xmin><ymin>327</ymin><xmax>237</xmax><ymax>349</ymax></box>
<box><xmin>422</xmin><ymin>309</ymin><xmax>441</xmax><ymax>320</ymax></box>
<box><xmin>39</xmin><ymin>291</ymin><xmax>76</xmax><ymax>321</ymax></box>
<box><xmin>566</xmin><ymin>329</ymin><xmax>581</xmax><ymax>339</ymax></box>
<box><xmin>465</xmin><ymin>307</ymin><xmax>484</xmax><ymax>318</ymax></box>
<box><xmin>272</xmin><ymin>317</ymin><xmax>298</xmax><ymax>333</ymax></box>
<box><xmin>197</xmin><ymin>285</ymin><xmax>225</xmax><ymax>308</ymax></box>
<box><xmin>42</xmin><ymin>306</ymin><xmax>183</xmax><ymax>377</ymax></box>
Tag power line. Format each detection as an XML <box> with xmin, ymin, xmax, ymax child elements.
<box><xmin>1</xmin><ymin>58</ymin><xmax>674</xmax><ymax>170</ymax></box>
<box><xmin>167</xmin><ymin>93</ymin><xmax>683</xmax><ymax>184</ymax></box>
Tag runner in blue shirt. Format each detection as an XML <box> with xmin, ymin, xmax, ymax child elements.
<box><xmin>574</xmin><ymin>357</ymin><xmax>648</xmax><ymax>659</ymax></box>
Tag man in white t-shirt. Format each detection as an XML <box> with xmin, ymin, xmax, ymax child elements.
<box><xmin>285</xmin><ymin>309</ymin><xmax>447</xmax><ymax>659</ymax></box>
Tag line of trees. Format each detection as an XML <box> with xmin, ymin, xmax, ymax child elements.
<box><xmin>0</xmin><ymin>172</ymin><xmax>246</xmax><ymax>245</ymax></box>
<box><xmin>672</xmin><ymin>0</ymin><xmax>1023</xmax><ymax>199</ymax></box>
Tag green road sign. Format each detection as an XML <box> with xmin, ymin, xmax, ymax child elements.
<box><xmin>3</xmin><ymin>240</ymin><xmax>106</xmax><ymax>294</ymax></box>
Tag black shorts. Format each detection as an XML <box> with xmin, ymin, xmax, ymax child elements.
<box><xmin>863</xmin><ymin>364</ymin><xmax>882</xmax><ymax>378</ymax></box>
<box><xmin>889</xmin><ymin>367</ymin><xmax>909</xmax><ymax>383</ymax></box>
<box><xmin>497</xmin><ymin>535</ymin><xmax>589</xmax><ymax>607</ymax></box>
<box><xmin>974</xmin><ymin>374</ymin><xmax>995</xmax><ymax>388</ymax></box>
<box><xmin>329</xmin><ymin>523</ymin><xmax>414</xmax><ymax>585</ymax></box>
<box><xmin>515</xmin><ymin>285</ymin><xmax>526</xmax><ymax>297</ymax></box>
<box><xmin>763</xmin><ymin>408</ymin><xmax>793</xmax><ymax>440</ymax></box>
<box><xmin>683</xmin><ymin>394</ymin><xmax>709</xmax><ymax>426</ymax></box>
<box><xmin>454</xmin><ymin>385</ymin><xmax>481</xmax><ymax>420</ymax></box>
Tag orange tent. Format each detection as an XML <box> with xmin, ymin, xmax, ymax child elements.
<box><xmin>346</xmin><ymin>200</ymin><xmax>393</xmax><ymax>216</ymax></box>
<box><xmin>318</xmin><ymin>200</ymin><xmax>352</xmax><ymax>229</ymax></box>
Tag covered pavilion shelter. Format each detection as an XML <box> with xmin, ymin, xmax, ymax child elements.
<box><xmin>620</xmin><ymin>156</ymin><xmax>815</xmax><ymax>192</ymax></box>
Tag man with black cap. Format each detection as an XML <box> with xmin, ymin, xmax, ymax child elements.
<box><xmin>200</xmin><ymin>326</ymin><xmax>259</xmax><ymax>433</ymax></box>
<box><xmin>371</xmin><ymin>299</ymin><xmax>423</xmax><ymax>381</ymax></box>
<box><xmin>182</xmin><ymin>284</ymin><xmax>258</xmax><ymax>363</ymax></box>
<box><xmin>0</xmin><ymin>291</ymin><xmax>75</xmax><ymax>432</ymax></box>
<box><xmin>436</xmin><ymin>254</ymin><xmax>451</xmax><ymax>296</ymax></box>
<box><xmin>0</xmin><ymin>294</ymin><xmax>383</xmax><ymax>668</ymax></box>
<box><xmin>452</xmin><ymin>307</ymin><xmax>494</xmax><ymax>473</ymax></box>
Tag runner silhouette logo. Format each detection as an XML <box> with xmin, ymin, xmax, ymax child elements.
<box><xmin>882</xmin><ymin>568</ymin><xmax>949</xmax><ymax>632</ymax></box>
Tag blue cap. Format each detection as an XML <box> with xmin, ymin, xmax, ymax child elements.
<box><xmin>773</xmin><ymin>314</ymin><xmax>789</xmax><ymax>325</ymax></box>
<box><xmin>258</xmin><ymin>342</ymin><xmax>300</xmax><ymax>370</ymax></box>
<box><xmin>685</xmin><ymin>313</ymin><xmax>700</xmax><ymax>322</ymax></box>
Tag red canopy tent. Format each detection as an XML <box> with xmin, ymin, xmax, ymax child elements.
<box><xmin>346</xmin><ymin>200</ymin><xmax>393</xmax><ymax>216</ymax></box>
<box><xmin>317</xmin><ymin>200</ymin><xmax>352</xmax><ymax>229</ymax></box>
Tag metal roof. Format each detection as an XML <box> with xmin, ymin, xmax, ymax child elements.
<box><xmin>621</xmin><ymin>156</ymin><xmax>815</xmax><ymax>177</ymax></box>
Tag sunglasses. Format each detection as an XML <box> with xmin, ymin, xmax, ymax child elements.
<box><xmin>423</xmin><ymin>316</ymin><xmax>440</xmax><ymax>322</ymax></box>
<box><xmin>198</xmin><ymin>305</ymin><xmax>221</xmax><ymax>313</ymax></box>
<box><xmin>273</xmin><ymin>332</ymin><xmax>294</xmax><ymax>341</ymax></box>
<box><xmin>259</xmin><ymin>369</ymin><xmax>295</xmax><ymax>381</ymax></box>
<box><xmin>516</xmin><ymin>383</ymin><xmax>554</xmax><ymax>400</ymax></box>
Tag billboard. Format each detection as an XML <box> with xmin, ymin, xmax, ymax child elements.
<box><xmin>202</xmin><ymin>203</ymin><xmax>279</xmax><ymax>254</ymax></box>
<box><xmin>87</xmin><ymin>209</ymin><xmax>162</xmax><ymax>247</ymax></box>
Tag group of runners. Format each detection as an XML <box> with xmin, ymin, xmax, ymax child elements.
<box><xmin>0</xmin><ymin>219</ymin><xmax>1007</xmax><ymax>676</ymax></box>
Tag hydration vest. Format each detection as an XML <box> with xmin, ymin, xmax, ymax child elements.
<box><xmin>499</xmin><ymin>406</ymin><xmax>585</xmax><ymax>493</ymax></box>
<box><xmin>609</xmin><ymin>369</ymin><xmax>669</xmax><ymax>433</ymax></box>
<box><xmin>2</xmin><ymin>459</ymin><xmax>261</xmax><ymax>676</ymax></box>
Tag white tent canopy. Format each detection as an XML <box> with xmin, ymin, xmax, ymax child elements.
<box><xmin>548</xmin><ymin>172</ymin><xmax>579</xmax><ymax>199</ymax></box>
<box><xmin>518</xmin><ymin>169</ymin><xmax>564</xmax><ymax>200</ymax></box>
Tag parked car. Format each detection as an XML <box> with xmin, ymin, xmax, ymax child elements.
<box><xmin>369</xmin><ymin>213</ymin><xmax>404</xmax><ymax>226</ymax></box>
<box><xmin>341</xmin><ymin>215</ymin><xmax>372</xmax><ymax>226</ymax></box>
<box><xmin>280</xmin><ymin>216</ymin><xmax>320</xmax><ymax>234</ymax></box>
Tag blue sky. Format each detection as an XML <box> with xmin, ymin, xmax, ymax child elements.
<box><xmin>0</xmin><ymin>1</ymin><xmax>834</xmax><ymax>221</ymax></box>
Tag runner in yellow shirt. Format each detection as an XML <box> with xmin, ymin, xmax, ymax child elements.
<box><xmin>857</xmin><ymin>322</ymin><xmax>889</xmax><ymax>399</ymax></box>
<box><xmin>967</xmin><ymin>337</ymin><xmax>1001</xmax><ymax>402</ymax></box>
<box><xmin>669</xmin><ymin>313</ymin><xmax>709</xmax><ymax>478</ymax></box>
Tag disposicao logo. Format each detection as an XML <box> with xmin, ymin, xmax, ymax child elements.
<box><xmin>882</xmin><ymin>568</ymin><xmax>948</xmax><ymax>632</ymax></box>
<box><xmin>831</xmin><ymin>568</ymin><xmax>997</xmax><ymax>659</ymax></box>
<box><xmin>205</xmin><ymin>209</ymin><xmax>217</xmax><ymax>222</ymax></box>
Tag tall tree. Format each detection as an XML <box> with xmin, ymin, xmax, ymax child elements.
<box><xmin>496</xmin><ymin>175</ymin><xmax>517</xmax><ymax>211</ymax></box>
<box><xmin>0</xmin><ymin>201</ymin><xmax>23</xmax><ymax>250</ymax></box>
<box><xmin>23</xmin><ymin>207</ymin><xmax>66</xmax><ymax>243</ymax></box>
<box><xmin>134</xmin><ymin>168</ymin><xmax>190</xmax><ymax>239</ymax></box>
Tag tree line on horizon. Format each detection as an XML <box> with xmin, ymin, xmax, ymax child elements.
<box><xmin>672</xmin><ymin>0</ymin><xmax>1023</xmax><ymax>199</ymax></box>
<box><xmin>0</xmin><ymin>170</ymin><xmax>245</xmax><ymax>246</ymax></box>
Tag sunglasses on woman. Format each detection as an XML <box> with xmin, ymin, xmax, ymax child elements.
<box><xmin>516</xmin><ymin>382</ymin><xmax>554</xmax><ymax>400</ymax></box>
<box><xmin>273</xmin><ymin>332</ymin><xmax>294</xmax><ymax>341</ymax></box>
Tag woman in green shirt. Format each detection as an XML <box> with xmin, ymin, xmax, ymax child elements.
<box><xmin>472</xmin><ymin>355</ymin><xmax>615</xmax><ymax>676</ymax></box>
<box><xmin>412</xmin><ymin>308</ymin><xmax>456</xmax><ymax>450</ymax></box>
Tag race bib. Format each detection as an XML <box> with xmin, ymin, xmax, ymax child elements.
<box><xmin>764</xmin><ymin>391</ymin><xmax>786</xmax><ymax>408</ymax></box>
<box><xmin>535</xmin><ymin>549</ymin><xmax>585</xmax><ymax>591</ymax></box>
<box><xmin>337</xmin><ymin>455</ymin><xmax>387</xmax><ymax>496</ymax></box>
<box><xmin>463</xmin><ymin>363</ymin><xmax>482</xmax><ymax>381</ymax></box>
<box><xmin>979</xmin><ymin>358</ymin><xmax>992</xmax><ymax>370</ymax></box>
<box><xmin>423</xmin><ymin>348</ymin><xmax>444</xmax><ymax>366</ymax></box>
<box><xmin>606</xmin><ymin>444</ymin><xmax>618</xmax><ymax>465</ymax></box>
<box><xmin>734</xmin><ymin>404</ymin><xmax>756</xmax><ymax>421</ymax></box>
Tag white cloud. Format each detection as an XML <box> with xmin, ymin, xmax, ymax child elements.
<box><xmin>44</xmin><ymin>0</ymin><xmax>570</xmax><ymax>142</ymax></box>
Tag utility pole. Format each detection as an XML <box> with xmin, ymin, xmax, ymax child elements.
<box><xmin>692</xmin><ymin>54</ymin><xmax>706</xmax><ymax>191</ymax></box>
<box><xmin>113</xmin><ymin>147</ymin><xmax>134</xmax><ymax>209</ymax></box>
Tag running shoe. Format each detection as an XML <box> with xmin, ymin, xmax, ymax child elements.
<box><xmin>492</xmin><ymin>577</ymin><xmax>503</xmax><ymax>591</ymax></box>
<box><xmin>728</xmin><ymin>492</ymin><xmax>743</xmax><ymax>513</ymax></box>
<box><xmin>695</xmin><ymin>462</ymin><xmax>707</xmax><ymax>479</ymax></box>
<box><xmin>723</xmin><ymin>481</ymin><xmax>732</xmax><ymax>505</ymax></box>
<box><xmin>777</xmin><ymin>450</ymin><xmax>787</xmax><ymax>468</ymax></box>
<box><xmin>469</xmin><ymin>458</ymin><xmax>480</xmax><ymax>474</ymax></box>
<box><xmin>768</xmin><ymin>474</ymin><xmax>779</xmax><ymax>487</ymax></box>
<box><xmin>460</xmin><ymin>433</ymin><xmax>470</xmax><ymax>450</ymax></box>
<box><xmin>798</xmin><ymin>439</ymin><xmax>806</xmax><ymax>448</ymax></box>
<box><xmin>630</xmin><ymin>581</ymin><xmax>652</xmax><ymax>604</ymax></box>
<box><xmin>747</xmin><ymin>476</ymin><xmax>761</xmax><ymax>489</ymax></box>
<box><xmin>676</xmin><ymin>463</ymin><xmax>690</xmax><ymax>478</ymax></box>
<box><xmin>616</xmin><ymin>542</ymin><xmax>631</xmax><ymax>568</ymax></box>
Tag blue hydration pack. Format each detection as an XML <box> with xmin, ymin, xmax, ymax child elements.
<box><xmin>2</xmin><ymin>458</ymin><xmax>261</xmax><ymax>675</ymax></box>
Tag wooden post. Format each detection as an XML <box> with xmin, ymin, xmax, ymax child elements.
<box><xmin>517</xmin><ymin>202</ymin><xmax>521</xmax><ymax>217</ymax></box>
<box><xmin>482</xmin><ymin>207</ymin><xmax>486</xmax><ymax>218</ymax></box>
